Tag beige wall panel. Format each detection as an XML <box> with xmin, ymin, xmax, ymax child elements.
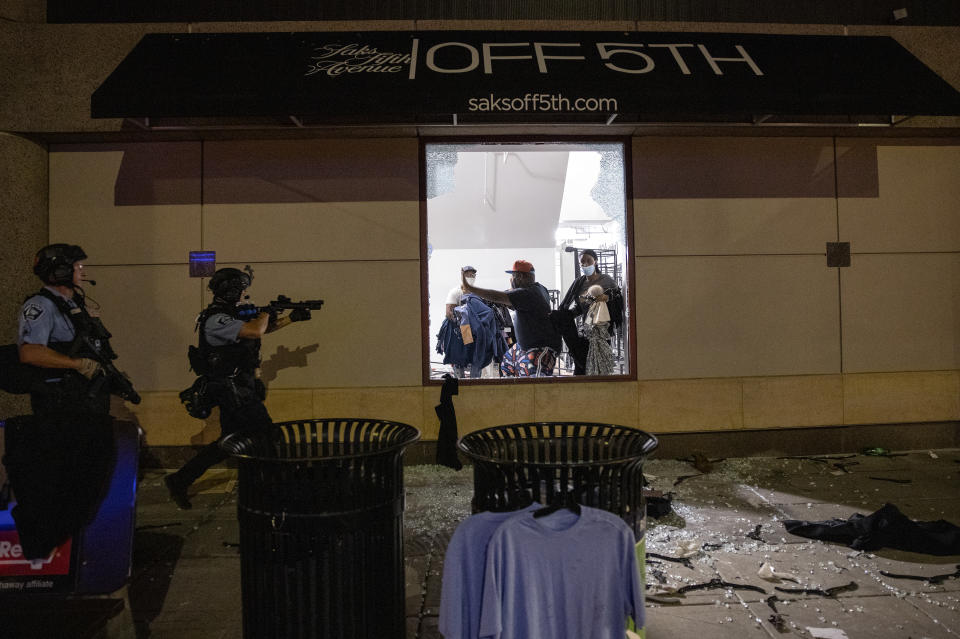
<box><xmin>841</xmin><ymin>254</ymin><xmax>960</xmax><ymax>373</ymax></box>
<box><xmin>119</xmin><ymin>392</ymin><xmax>211</xmax><ymax>447</ymax></box>
<box><xmin>203</xmin><ymin>139</ymin><xmax>419</xmax><ymax>205</ymax></box>
<box><xmin>201</xmin><ymin>138</ymin><xmax>419</xmax><ymax>262</ymax></box>
<box><xmin>742</xmin><ymin>375</ymin><xmax>843</xmax><ymax>429</ymax></box>
<box><xmin>213</xmin><ymin>260</ymin><xmax>421</xmax><ymax>388</ymax></box>
<box><xmin>635</xmin><ymin>198</ymin><xmax>837</xmax><ymax>256</ymax></box>
<box><xmin>202</xmin><ymin>201</ymin><xmax>419</xmax><ymax>263</ymax></box>
<box><xmin>844</xmin><ymin>371</ymin><xmax>960</xmax><ymax>425</ymax></box>
<box><xmin>49</xmin><ymin>144</ymin><xmax>202</xmax><ymax>265</ymax></box>
<box><xmin>436</xmin><ymin>384</ymin><xmax>536</xmax><ymax>435</ymax></box>
<box><xmin>632</xmin><ymin>137</ymin><xmax>836</xmax><ymax>198</ymax></box>
<box><xmin>533</xmin><ymin>382</ymin><xmax>640</xmax><ymax>426</ymax></box>
<box><xmin>838</xmin><ymin>144</ymin><xmax>960</xmax><ymax>252</ymax></box>
<box><xmin>638</xmin><ymin>378</ymin><xmax>742</xmax><ymax>431</ymax></box>
<box><xmin>312</xmin><ymin>387</ymin><xmax>425</xmax><ymax>434</ymax></box>
<box><xmin>636</xmin><ymin>255</ymin><xmax>841</xmax><ymax>379</ymax></box>
<box><xmin>78</xmin><ymin>264</ymin><xmax>201</xmax><ymax>392</ymax></box>
<box><xmin>264</xmin><ymin>390</ymin><xmax>314</xmax><ymax>423</ymax></box>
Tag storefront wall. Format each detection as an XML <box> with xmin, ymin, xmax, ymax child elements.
<box><xmin>1</xmin><ymin>21</ymin><xmax>959</xmax><ymax>445</ymax></box>
<box><xmin>37</xmin><ymin>135</ymin><xmax>960</xmax><ymax>446</ymax></box>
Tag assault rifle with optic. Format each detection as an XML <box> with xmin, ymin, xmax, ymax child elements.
<box><xmin>235</xmin><ymin>295</ymin><xmax>324</xmax><ymax>321</ymax></box>
<box><xmin>260</xmin><ymin>295</ymin><xmax>324</xmax><ymax>314</ymax></box>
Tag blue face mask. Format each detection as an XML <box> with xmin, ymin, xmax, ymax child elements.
<box><xmin>582</xmin><ymin>264</ymin><xmax>596</xmax><ymax>276</ymax></box>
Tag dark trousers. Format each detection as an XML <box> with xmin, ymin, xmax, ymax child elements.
<box><xmin>172</xmin><ymin>399</ymin><xmax>272</xmax><ymax>488</ymax></box>
<box><xmin>553</xmin><ymin>308</ymin><xmax>588</xmax><ymax>375</ymax></box>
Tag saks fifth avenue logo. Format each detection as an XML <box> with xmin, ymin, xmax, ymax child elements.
<box><xmin>306</xmin><ymin>43</ymin><xmax>411</xmax><ymax>77</ymax></box>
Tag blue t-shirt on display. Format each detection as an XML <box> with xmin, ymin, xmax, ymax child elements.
<box><xmin>479</xmin><ymin>506</ymin><xmax>644</xmax><ymax>639</ymax></box>
<box><xmin>439</xmin><ymin>504</ymin><xmax>540</xmax><ymax>639</ymax></box>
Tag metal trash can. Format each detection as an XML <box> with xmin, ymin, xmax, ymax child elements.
<box><xmin>221</xmin><ymin>418</ymin><xmax>420</xmax><ymax>639</ymax></box>
<box><xmin>457</xmin><ymin>422</ymin><xmax>658</xmax><ymax>537</ymax></box>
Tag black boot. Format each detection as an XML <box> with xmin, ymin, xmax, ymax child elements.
<box><xmin>164</xmin><ymin>473</ymin><xmax>192</xmax><ymax>510</ymax></box>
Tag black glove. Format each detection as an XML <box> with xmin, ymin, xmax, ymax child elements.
<box><xmin>289</xmin><ymin>308</ymin><xmax>312</xmax><ymax>322</ymax></box>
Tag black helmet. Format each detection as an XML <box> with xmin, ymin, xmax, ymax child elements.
<box><xmin>33</xmin><ymin>243</ymin><xmax>87</xmax><ymax>286</ymax></box>
<box><xmin>208</xmin><ymin>267</ymin><xmax>251</xmax><ymax>303</ymax></box>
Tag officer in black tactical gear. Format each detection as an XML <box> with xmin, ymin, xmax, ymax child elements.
<box><xmin>164</xmin><ymin>267</ymin><xmax>312</xmax><ymax>509</ymax></box>
<box><xmin>7</xmin><ymin>243</ymin><xmax>123</xmax><ymax>559</ymax></box>
<box><xmin>17</xmin><ymin>244</ymin><xmax>108</xmax><ymax>413</ymax></box>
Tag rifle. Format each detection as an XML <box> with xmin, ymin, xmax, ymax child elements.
<box><xmin>78</xmin><ymin>333</ymin><xmax>142</xmax><ymax>405</ymax></box>
<box><xmin>236</xmin><ymin>295</ymin><xmax>324</xmax><ymax>320</ymax></box>
<box><xmin>260</xmin><ymin>295</ymin><xmax>324</xmax><ymax>314</ymax></box>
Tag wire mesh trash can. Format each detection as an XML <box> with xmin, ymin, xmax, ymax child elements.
<box><xmin>220</xmin><ymin>418</ymin><xmax>421</xmax><ymax>639</ymax></box>
<box><xmin>457</xmin><ymin>422</ymin><xmax>658</xmax><ymax>537</ymax></box>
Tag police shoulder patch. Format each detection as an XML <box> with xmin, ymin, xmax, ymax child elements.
<box><xmin>22</xmin><ymin>303</ymin><xmax>44</xmax><ymax>321</ymax></box>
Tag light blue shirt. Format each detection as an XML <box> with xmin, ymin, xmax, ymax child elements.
<box><xmin>18</xmin><ymin>287</ymin><xmax>77</xmax><ymax>346</ymax></box>
<box><xmin>203</xmin><ymin>313</ymin><xmax>245</xmax><ymax>346</ymax></box>
<box><xmin>479</xmin><ymin>506</ymin><xmax>644</xmax><ymax>639</ymax></box>
<box><xmin>439</xmin><ymin>504</ymin><xmax>540</xmax><ymax>639</ymax></box>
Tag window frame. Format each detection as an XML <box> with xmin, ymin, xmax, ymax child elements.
<box><xmin>419</xmin><ymin>136</ymin><xmax>637</xmax><ymax>386</ymax></box>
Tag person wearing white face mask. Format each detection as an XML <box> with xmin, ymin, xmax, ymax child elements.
<box><xmin>438</xmin><ymin>266</ymin><xmax>478</xmax><ymax>378</ymax></box>
<box><xmin>446</xmin><ymin>266</ymin><xmax>478</xmax><ymax>320</ymax></box>
<box><xmin>555</xmin><ymin>249</ymin><xmax>622</xmax><ymax>375</ymax></box>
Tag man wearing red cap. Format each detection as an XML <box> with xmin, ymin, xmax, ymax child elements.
<box><xmin>461</xmin><ymin>260</ymin><xmax>561</xmax><ymax>376</ymax></box>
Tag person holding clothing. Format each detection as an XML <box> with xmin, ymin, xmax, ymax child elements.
<box><xmin>461</xmin><ymin>260</ymin><xmax>561</xmax><ymax>377</ymax></box>
<box><xmin>441</xmin><ymin>266</ymin><xmax>477</xmax><ymax>378</ymax></box>
<box><xmin>446</xmin><ymin>265</ymin><xmax>477</xmax><ymax>322</ymax></box>
<box><xmin>165</xmin><ymin>267</ymin><xmax>311</xmax><ymax>509</ymax></box>
<box><xmin>556</xmin><ymin>249</ymin><xmax>622</xmax><ymax>375</ymax></box>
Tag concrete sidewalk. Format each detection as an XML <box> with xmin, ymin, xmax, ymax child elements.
<box><xmin>129</xmin><ymin>449</ymin><xmax>960</xmax><ymax>638</ymax></box>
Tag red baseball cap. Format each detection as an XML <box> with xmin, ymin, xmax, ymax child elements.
<box><xmin>505</xmin><ymin>260</ymin><xmax>535</xmax><ymax>273</ymax></box>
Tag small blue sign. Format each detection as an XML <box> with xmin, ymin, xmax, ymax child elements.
<box><xmin>189</xmin><ymin>251</ymin><xmax>216</xmax><ymax>277</ymax></box>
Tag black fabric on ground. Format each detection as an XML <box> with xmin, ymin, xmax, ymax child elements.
<box><xmin>783</xmin><ymin>502</ymin><xmax>960</xmax><ymax>555</ymax></box>
<box><xmin>646</xmin><ymin>494</ymin><xmax>673</xmax><ymax>519</ymax></box>
<box><xmin>4</xmin><ymin>413</ymin><xmax>116</xmax><ymax>559</ymax></box>
<box><xmin>434</xmin><ymin>374</ymin><xmax>463</xmax><ymax>470</ymax></box>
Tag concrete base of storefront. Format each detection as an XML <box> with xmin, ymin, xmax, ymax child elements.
<box><xmin>137</xmin><ymin>420</ymin><xmax>960</xmax><ymax>470</ymax></box>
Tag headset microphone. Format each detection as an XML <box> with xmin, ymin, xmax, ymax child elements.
<box><xmin>83</xmin><ymin>279</ymin><xmax>97</xmax><ymax>286</ymax></box>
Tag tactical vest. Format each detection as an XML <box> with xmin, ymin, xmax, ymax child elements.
<box><xmin>27</xmin><ymin>288</ymin><xmax>112</xmax><ymax>414</ymax></box>
<box><xmin>190</xmin><ymin>303</ymin><xmax>261</xmax><ymax>378</ymax></box>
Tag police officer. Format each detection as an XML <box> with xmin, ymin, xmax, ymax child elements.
<box><xmin>164</xmin><ymin>267</ymin><xmax>312</xmax><ymax>509</ymax></box>
<box><xmin>18</xmin><ymin>243</ymin><xmax>108</xmax><ymax>414</ymax></box>
<box><xmin>10</xmin><ymin>243</ymin><xmax>120</xmax><ymax>559</ymax></box>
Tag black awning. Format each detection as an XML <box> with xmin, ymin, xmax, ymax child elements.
<box><xmin>91</xmin><ymin>31</ymin><xmax>960</xmax><ymax>123</ymax></box>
